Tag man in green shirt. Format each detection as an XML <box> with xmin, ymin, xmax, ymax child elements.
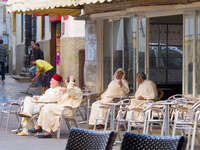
<box><xmin>30</xmin><ymin>59</ymin><xmax>55</xmax><ymax>94</ymax></box>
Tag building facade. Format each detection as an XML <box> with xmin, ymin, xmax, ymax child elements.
<box><xmin>83</xmin><ymin>0</ymin><xmax>200</xmax><ymax>98</ymax></box>
<box><xmin>0</xmin><ymin>1</ymin><xmax>10</xmax><ymax>72</ymax></box>
<box><xmin>9</xmin><ymin>12</ymin><xmax>85</xmax><ymax>87</ymax></box>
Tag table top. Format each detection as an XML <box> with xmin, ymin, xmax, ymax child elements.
<box><xmin>34</xmin><ymin>101</ymin><xmax>57</xmax><ymax>104</ymax></box>
<box><xmin>107</xmin><ymin>95</ymin><xmax>131</xmax><ymax>99</ymax></box>
<box><xmin>83</xmin><ymin>92</ymin><xmax>97</xmax><ymax>96</ymax></box>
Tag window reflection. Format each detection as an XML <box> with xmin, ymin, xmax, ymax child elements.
<box><xmin>184</xmin><ymin>15</ymin><xmax>194</xmax><ymax>94</ymax></box>
<box><xmin>149</xmin><ymin>23</ymin><xmax>183</xmax><ymax>84</ymax></box>
<box><xmin>196</xmin><ymin>14</ymin><xmax>200</xmax><ymax>95</ymax></box>
<box><xmin>103</xmin><ymin>20</ymin><xmax>112</xmax><ymax>89</ymax></box>
<box><xmin>103</xmin><ymin>17</ymin><xmax>136</xmax><ymax>92</ymax></box>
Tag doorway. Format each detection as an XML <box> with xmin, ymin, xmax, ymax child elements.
<box><xmin>50</xmin><ymin>21</ymin><xmax>61</xmax><ymax>71</ymax></box>
<box><xmin>149</xmin><ymin>15</ymin><xmax>183</xmax><ymax>98</ymax></box>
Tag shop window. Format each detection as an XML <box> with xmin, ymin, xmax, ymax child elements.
<box><xmin>149</xmin><ymin>23</ymin><xmax>183</xmax><ymax>84</ymax></box>
<box><xmin>184</xmin><ymin>15</ymin><xmax>194</xmax><ymax>95</ymax></box>
<box><xmin>103</xmin><ymin>17</ymin><xmax>137</xmax><ymax>92</ymax></box>
<box><xmin>42</xmin><ymin>16</ymin><xmax>45</xmax><ymax>39</ymax></box>
<box><xmin>196</xmin><ymin>14</ymin><xmax>200</xmax><ymax>96</ymax></box>
<box><xmin>138</xmin><ymin>18</ymin><xmax>146</xmax><ymax>73</ymax></box>
<box><xmin>103</xmin><ymin>20</ymin><xmax>112</xmax><ymax>89</ymax></box>
<box><xmin>113</xmin><ymin>20</ymin><xmax>123</xmax><ymax>73</ymax></box>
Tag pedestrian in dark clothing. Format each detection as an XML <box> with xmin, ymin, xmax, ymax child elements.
<box><xmin>33</xmin><ymin>43</ymin><xmax>44</xmax><ymax>60</ymax></box>
<box><xmin>0</xmin><ymin>39</ymin><xmax>6</xmax><ymax>81</ymax></box>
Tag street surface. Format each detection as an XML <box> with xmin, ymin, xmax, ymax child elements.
<box><xmin>0</xmin><ymin>75</ymin><xmax>120</xmax><ymax>150</ymax></box>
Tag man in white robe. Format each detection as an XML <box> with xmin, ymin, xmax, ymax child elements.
<box><xmin>16</xmin><ymin>73</ymin><xmax>63</xmax><ymax>136</ymax></box>
<box><xmin>126</xmin><ymin>72</ymin><xmax>158</xmax><ymax>121</ymax></box>
<box><xmin>89</xmin><ymin>68</ymin><xmax>129</xmax><ymax>129</ymax></box>
<box><xmin>32</xmin><ymin>76</ymin><xmax>83</xmax><ymax>138</ymax></box>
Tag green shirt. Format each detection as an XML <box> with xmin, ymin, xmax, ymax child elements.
<box><xmin>36</xmin><ymin>59</ymin><xmax>53</xmax><ymax>73</ymax></box>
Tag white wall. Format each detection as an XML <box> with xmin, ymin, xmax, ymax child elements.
<box><xmin>36</xmin><ymin>16</ymin><xmax>40</xmax><ymax>42</ymax></box>
<box><xmin>16</xmin><ymin>14</ymin><xmax>21</xmax><ymax>45</ymax></box>
<box><xmin>0</xmin><ymin>7</ymin><xmax>3</xmax><ymax>37</ymax></box>
<box><xmin>62</xmin><ymin>16</ymin><xmax>85</xmax><ymax>38</ymax></box>
<box><xmin>36</xmin><ymin>16</ymin><xmax>51</xmax><ymax>41</ymax></box>
<box><xmin>45</xmin><ymin>16</ymin><xmax>51</xmax><ymax>40</ymax></box>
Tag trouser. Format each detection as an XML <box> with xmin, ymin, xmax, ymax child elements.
<box><xmin>29</xmin><ymin>65</ymin><xmax>39</xmax><ymax>85</ymax></box>
<box><xmin>0</xmin><ymin>62</ymin><xmax>5</xmax><ymax>80</ymax></box>
<box><xmin>21</xmin><ymin>97</ymin><xmax>41</xmax><ymax>134</ymax></box>
<box><xmin>43</xmin><ymin>69</ymin><xmax>55</xmax><ymax>88</ymax></box>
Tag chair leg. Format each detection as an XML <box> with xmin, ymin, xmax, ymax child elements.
<box><xmin>65</xmin><ymin>119</ymin><xmax>71</xmax><ymax>130</ymax></box>
<box><xmin>191</xmin><ymin>112</ymin><xmax>199</xmax><ymax>150</ymax></box>
<box><xmin>73</xmin><ymin>119</ymin><xmax>78</xmax><ymax>128</ymax></box>
<box><xmin>104</xmin><ymin>109</ymin><xmax>110</xmax><ymax>131</ymax></box>
<box><xmin>94</xmin><ymin>118</ymin><xmax>97</xmax><ymax>130</ymax></box>
<box><xmin>57</xmin><ymin>127</ymin><xmax>61</xmax><ymax>139</ymax></box>
<box><xmin>143</xmin><ymin>111</ymin><xmax>148</xmax><ymax>134</ymax></box>
<box><xmin>145</xmin><ymin>110</ymin><xmax>151</xmax><ymax>134</ymax></box>
<box><xmin>115</xmin><ymin>120</ymin><xmax>121</xmax><ymax>141</ymax></box>
<box><xmin>172</xmin><ymin>111</ymin><xmax>178</xmax><ymax>136</ymax></box>
<box><xmin>78</xmin><ymin>108</ymin><xmax>85</xmax><ymax>121</ymax></box>
<box><xmin>0</xmin><ymin>112</ymin><xmax>3</xmax><ymax>129</ymax></box>
<box><xmin>57</xmin><ymin>117</ymin><xmax>62</xmax><ymax>139</ymax></box>
<box><xmin>186</xmin><ymin>130</ymin><xmax>191</xmax><ymax>150</ymax></box>
<box><xmin>6</xmin><ymin>109</ymin><xmax>11</xmax><ymax>132</ymax></box>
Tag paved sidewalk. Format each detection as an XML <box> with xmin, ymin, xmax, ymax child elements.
<box><xmin>0</xmin><ymin>75</ymin><xmax>120</xmax><ymax>150</ymax></box>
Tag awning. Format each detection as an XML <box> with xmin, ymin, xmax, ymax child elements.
<box><xmin>7</xmin><ymin>0</ymin><xmax>112</xmax><ymax>16</ymax></box>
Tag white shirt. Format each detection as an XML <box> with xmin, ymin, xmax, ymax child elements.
<box><xmin>135</xmin><ymin>80</ymin><xmax>158</xmax><ymax>100</ymax></box>
<box><xmin>38</xmin><ymin>86</ymin><xmax>63</xmax><ymax>103</ymax></box>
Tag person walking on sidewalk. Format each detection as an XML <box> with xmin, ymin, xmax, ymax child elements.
<box><xmin>30</xmin><ymin>59</ymin><xmax>55</xmax><ymax>94</ymax></box>
<box><xmin>0</xmin><ymin>39</ymin><xmax>6</xmax><ymax>81</ymax></box>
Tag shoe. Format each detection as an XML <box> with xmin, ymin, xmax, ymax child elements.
<box><xmin>11</xmin><ymin>128</ymin><xmax>22</xmax><ymax>134</ymax></box>
<box><xmin>31</xmin><ymin>84</ymin><xmax>38</xmax><ymax>88</ymax></box>
<box><xmin>28</xmin><ymin>128</ymin><xmax>42</xmax><ymax>133</ymax></box>
<box><xmin>96</xmin><ymin>124</ymin><xmax>105</xmax><ymax>129</ymax></box>
<box><xmin>16</xmin><ymin>131</ymin><xmax>27</xmax><ymax>136</ymax></box>
<box><xmin>35</xmin><ymin>133</ymin><xmax>52</xmax><ymax>138</ymax></box>
<box><xmin>88</xmin><ymin>125</ymin><xmax>94</xmax><ymax>129</ymax></box>
<box><xmin>18</xmin><ymin>113</ymin><xmax>32</xmax><ymax>118</ymax></box>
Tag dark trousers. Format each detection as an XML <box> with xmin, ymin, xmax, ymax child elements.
<box><xmin>0</xmin><ymin>62</ymin><xmax>5</xmax><ymax>80</ymax></box>
<box><xmin>42</xmin><ymin>69</ymin><xmax>55</xmax><ymax>88</ymax></box>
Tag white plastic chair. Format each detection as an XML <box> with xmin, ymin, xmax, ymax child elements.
<box><xmin>172</xmin><ymin>101</ymin><xmax>200</xmax><ymax>150</ymax></box>
<box><xmin>0</xmin><ymin>97</ymin><xmax>24</xmax><ymax>132</ymax></box>
<box><xmin>57</xmin><ymin>106</ymin><xmax>79</xmax><ymax>139</ymax></box>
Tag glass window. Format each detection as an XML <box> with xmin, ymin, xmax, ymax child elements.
<box><xmin>196</xmin><ymin>14</ymin><xmax>200</xmax><ymax>95</ymax></box>
<box><xmin>138</xmin><ymin>18</ymin><xmax>146</xmax><ymax>73</ymax></box>
<box><xmin>184</xmin><ymin>15</ymin><xmax>194</xmax><ymax>95</ymax></box>
<box><xmin>103</xmin><ymin>20</ymin><xmax>112</xmax><ymax>89</ymax></box>
<box><xmin>113</xmin><ymin>20</ymin><xmax>123</xmax><ymax>73</ymax></box>
<box><xmin>103</xmin><ymin>17</ymin><xmax>137</xmax><ymax>92</ymax></box>
<box><xmin>149</xmin><ymin>23</ymin><xmax>183</xmax><ymax>84</ymax></box>
<box><xmin>124</xmin><ymin>17</ymin><xmax>137</xmax><ymax>92</ymax></box>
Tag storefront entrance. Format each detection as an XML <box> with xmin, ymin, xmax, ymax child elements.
<box><xmin>149</xmin><ymin>15</ymin><xmax>183</xmax><ymax>98</ymax></box>
<box><xmin>102</xmin><ymin>15</ymin><xmax>183</xmax><ymax>98</ymax></box>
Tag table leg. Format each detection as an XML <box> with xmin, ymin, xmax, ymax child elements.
<box><xmin>162</xmin><ymin>104</ymin><xmax>169</xmax><ymax>136</ymax></box>
<box><xmin>110</xmin><ymin>106</ymin><xmax>116</xmax><ymax>131</ymax></box>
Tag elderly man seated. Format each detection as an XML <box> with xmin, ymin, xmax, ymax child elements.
<box><xmin>29</xmin><ymin>76</ymin><xmax>83</xmax><ymax>138</ymax></box>
<box><xmin>16</xmin><ymin>73</ymin><xmax>63</xmax><ymax>136</ymax></box>
<box><xmin>126</xmin><ymin>72</ymin><xmax>158</xmax><ymax>121</ymax></box>
<box><xmin>89</xmin><ymin>68</ymin><xmax>130</xmax><ymax>129</ymax></box>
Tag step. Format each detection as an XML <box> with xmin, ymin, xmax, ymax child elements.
<box><xmin>12</xmin><ymin>75</ymin><xmax>31</xmax><ymax>82</ymax></box>
<box><xmin>19</xmin><ymin>72</ymin><xmax>31</xmax><ymax>77</ymax></box>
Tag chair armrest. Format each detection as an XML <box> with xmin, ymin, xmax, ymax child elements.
<box><xmin>128</xmin><ymin>107</ymin><xmax>143</xmax><ymax>112</ymax></box>
<box><xmin>2</xmin><ymin>101</ymin><xmax>20</xmax><ymax>106</ymax></box>
<box><xmin>63</xmin><ymin>106</ymin><xmax>78</xmax><ymax>110</ymax></box>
